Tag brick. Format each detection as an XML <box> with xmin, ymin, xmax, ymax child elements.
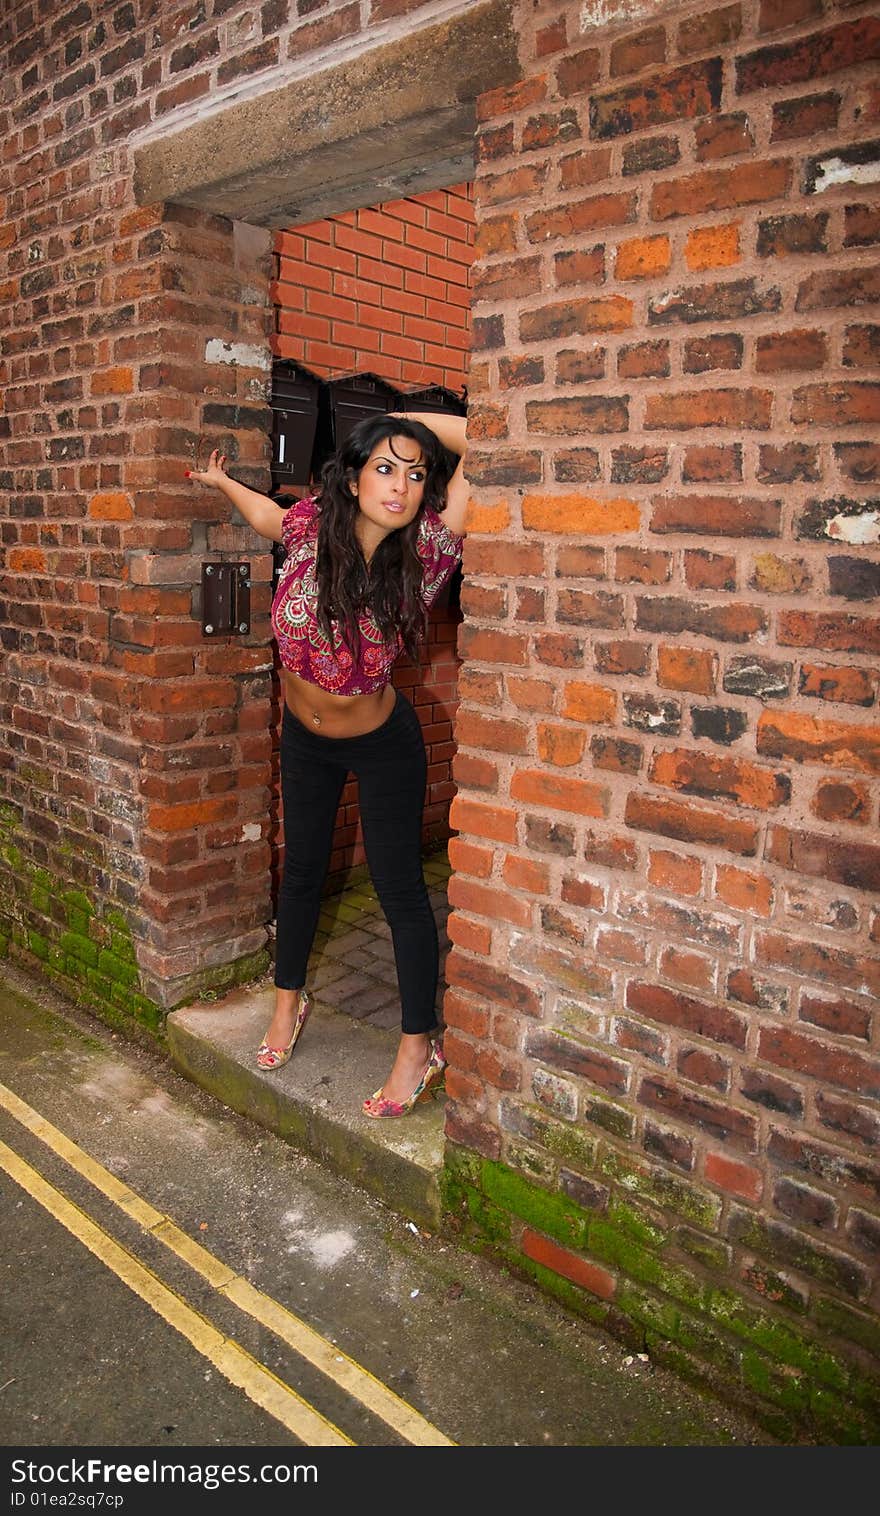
<box><xmin>624</xmin><ymin>695</ymin><xmax>682</xmax><ymax>736</ymax></box>
<box><xmin>683</xmin><ymin>446</ymin><xmax>742</xmax><ymax>484</ymax></box>
<box><xmin>651</xmin><ymin>493</ymin><xmax>780</xmax><ymax>537</ymax></box>
<box><xmin>816</xmin><ymin>1091</ymin><xmax>880</xmax><ymax>1149</ymax></box>
<box><xmin>561</xmin><ymin>682</ymin><xmax>617</xmax><ymax>724</ymax></box>
<box><xmin>678</xmin><ymin>6</ymin><xmax>742</xmax><ymax>58</ymax></box>
<box><xmin>617</xmin><ymin>340</ymin><xmax>670</xmax><ymax>378</ymax></box>
<box><xmin>615</xmin><ymin>546</ymin><xmax>671</xmax><ymax>583</ymax></box>
<box><xmin>843</xmin><ymin>324</ymin><xmax>880</xmax><ymax>369</ymax></box>
<box><xmin>595</xmin><ymin>641</ymin><xmax>651</xmax><ymax>677</ymax></box>
<box><xmin>686</xmin><ymin>224</ymin><xmax>740</xmax><ymax>271</ymax></box>
<box><xmin>757</xmin><ymin>443</ymin><xmax>820</xmax><ymax>483</ymax></box>
<box><xmin>691</xmin><ymin>707</ymin><xmax>749</xmax><ymax>746</ymax></box>
<box><xmin>773</xmin><ymin>1179</ymin><xmax>838</xmax><ymax>1235</ymax></box>
<box><xmin>553</xmin><ymin>449</ymin><xmax>602</xmax><ymax>483</ymax></box>
<box><xmin>623</xmin><ymin>135</ymin><xmax>681</xmax><ymax>175</ymax></box>
<box><xmin>740</xmin><ymin>1068</ymin><xmax>804</xmax><ymax>1119</ymax></box>
<box><xmin>715</xmin><ymin>864</ymin><xmax>773</xmax><ymax>917</ymax></box>
<box><xmin>757</xmin><ymin>212</ymin><xmax>828</xmax><ymax>258</ymax></box>
<box><xmin>590</xmin><ymin>59</ymin><xmax>723</xmax><ymax>140</ymax></box>
<box><xmin>448</xmin><ymin>796</ymin><xmax>517</xmax><ymax>844</ymax></box>
<box><xmin>759</xmin><ymin>1025</ymin><xmax>880</xmax><ymax>1101</ymax></box>
<box><xmin>525</xmin><ymin>194</ymin><xmax>637</xmax><ymax>242</ymax></box>
<box><xmin>685</xmin><ymin>549</ymin><xmax>737</xmax><ymax>590</ymax></box>
<box><xmin>778</xmin><ymin>610</ymin><xmax>880</xmax><ymax>655</ymax></box>
<box><xmin>644</xmin><ymin>1120</ymin><xmax>695</xmax><ymax>1171</ymax></box>
<box><xmin>526</xmin><ymin>1026</ymin><xmax>625</xmax><ymax>1089</ymax></box>
<box><xmin>788</xmin><ymin>379</ymin><xmax>880</xmax><ymax>427</ymax></box>
<box><xmin>771</xmin><ymin>90</ymin><xmax>840</xmax><ymax>142</ymax></box>
<box><xmin>638</xmin><ymin>1077</ymin><xmax>758</xmax><ymax>1152</ymax></box>
<box><xmin>705</xmin><ymin>1152</ymin><xmax>762</xmax><ymax>1202</ymax></box>
<box><xmin>447</xmin><ymin>949</ymin><xmax>543</xmax><ymax>1020</ymax></box>
<box><xmin>556</xmin><ymin>347</ymin><xmax>606</xmax><ymax>384</ymax></box>
<box><xmin>616</xmin><ymin>234</ymin><xmax>670</xmax><ymax>280</ymax></box>
<box><xmin>835</xmin><ymin>442</ymin><xmax>880</xmax><ymax>482</ymax></box>
<box><xmin>755</xmin><ymin>328</ymin><xmax>827</xmax><ymax>372</ymax></box>
<box><xmin>502</xmin><ymin>854</ymin><xmax>550</xmax><ymax>895</ymax></box>
<box><xmin>796</xmin><ymin>267</ymin><xmax>880</xmax><ymax>314</ymax></box>
<box><xmin>520</xmin><ymin>295</ymin><xmax>633</xmax><ymax>341</ymax></box>
<box><xmin>723</xmin><ymin>656</ymin><xmax>791</xmax><ymax>701</ymax></box>
<box><xmin>536</xmin><ymin>723</ymin><xmax>586</xmax><ymax>767</ymax></box>
<box><xmin>812</xmin><ymin>779</ymin><xmax>871</xmax><ymax>824</ymax></box>
<box><xmin>767</xmin><ymin>825</ymin><xmax>880</xmax><ymax>893</ymax></box>
<box><xmin>590</xmin><ymin>735</ymin><xmax>643</xmax><ymax>774</ymax></box>
<box><xmin>522</xmin><ymin>492</ymin><xmax>638</xmax><ymax>533</ymax></box>
<box><xmin>683</xmin><ymin>333</ymin><xmax>743</xmax><ymax>373</ymax></box>
<box><xmin>651</xmin><ymin>160</ymin><xmax>791</xmax><ymax>220</ymax></box>
<box><xmin>846</xmin><ymin>203</ymin><xmax>880</xmax><ymax>249</ymax></box>
<box><xmin>649</xmin><ymin>748</ymin><xmax>790</xmax><ymax>810</ymax></box>
<box><xmin>751</xmin><ymin>554</ymin><xmax>813</xmax><ymax>595</ymax></box>
<box><xmin>510</xmin><ymin>769</ymin><xmax>608</xmax><ymax>819</ymax></box>
<box><xmin>521</xmin><ymin>1228</ymin><xmax>616</xmax><ymax>1300</ymax></box>
<box><xmin>756</xmin><ymin>930</ymin><xmax>880</xmax><ymax>998</ymax></box>
<box><xmin>644</xmin><ymin>389</ymin><xmax>773</xmax><ymax>430</ymax></box>
<box><xmin>661</xmin><ymin>947</ymin><xmax>716</xmax><ymax>992</ymax></box>
<box><xmin>636</xmin><ymin>595</ymin><xmax>768</xmax><ymax>643</ymax></box>
<box><xmin>648</xmin><ymin>850</ymin><xmax>703</xmax><ymax>895</ymax></box>
<box><xmin>735</xmin><ymin>18</ymin><xmax>880</xmax><ymax>94</ymax></box>
<box><xmin>801</xmin><ymin>667</ymin><xmax>873</xmax><ymax>706</ymax></box>
<box><xmin>799</xmin><ymin>994</ymin><xmax>871</xmax><ymax>1042</ymax></box>
<box><xmin>657</xmin><ymin>646</ymin><xmax>717</xmax><ymax>694</ymax></box>
<box><xmin>757</xmin><ymin>710</ymin><xmax>880</xmax><ymax>773</ymax></box>
<box><xmin>447</xmin><ymin>875</ymin><xmax>532</xmax><ymax>929</ymax></box>
<box><xmin>625</xmin><ymin>792</ymin><xmax>759</xmax><ymax>856</ymax></box>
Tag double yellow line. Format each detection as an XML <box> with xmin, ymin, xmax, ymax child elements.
<box><xmin>0</xmin><ymin>1081</ymin><xmax>454</xmax><ymax>1448</ymax></box>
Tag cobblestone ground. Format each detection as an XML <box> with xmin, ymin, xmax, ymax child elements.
<box><xmin>270</xmin><ymin>847</ymin><xmax>452</xmax><ymax>1031</ymax></box>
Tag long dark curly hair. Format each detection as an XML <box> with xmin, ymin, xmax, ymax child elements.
<box><xmin>314</xmin><ymin>414</ymin><xmax>453</xmax><ymax>664</ymax></box>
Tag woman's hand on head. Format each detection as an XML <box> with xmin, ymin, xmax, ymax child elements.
<box><xmin>186</xmin><ymin>450</ymin><xmax>229</xmax><ymax>487</ymax></box>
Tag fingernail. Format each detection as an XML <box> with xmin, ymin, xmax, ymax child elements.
<box><xmin>184</xmin><ymin>470</ymin><xmax>191</xmax><ymax>477</ymax></box>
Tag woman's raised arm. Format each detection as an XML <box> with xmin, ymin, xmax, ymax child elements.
<box><xmin>187</xmin><ymin>451</ymin><xmax>285</xmax><ymax>543</ymax></box>
<box><xmin>392</xmin><ymin>410</ymin><xmax>470</xmax><ymax>537</ymax></box>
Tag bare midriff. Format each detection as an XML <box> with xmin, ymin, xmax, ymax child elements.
<box><xmin>282</xmin><ymin>668</ymin><xmax>396</xmax><ymax>739</ymax></box>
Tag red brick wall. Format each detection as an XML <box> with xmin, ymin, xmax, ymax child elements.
<box><xmin>273</xmin><ymin>190</ymin><xmax>474</xmax><ymax>390</ymax></box>
<box><xmin>444</xmin><ymin>0</ymin><xmax>880</xmax><ymax>1433</ymax></box>
<box><xmin>268</xmin><ymin>191</ymin><xmax>473</xmax><ymax>881</ymax></box>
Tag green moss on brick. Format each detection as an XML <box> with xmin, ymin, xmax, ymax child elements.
<box><xmin>63</xmin><ymin>890</ymin><xmax>94</xmax><ymax>932</ymax></box>
<box><xmin>465</xmin><ymin>1190</ymin><xmax>512</xmax><ymax>1245</ymax></box>
<box><xmin>60</xmin><ymin>932</ymin><xmax>98</xmax><ymax>968</ymax></box>
<box><xmin>587</xmin><ymin>1218</ymin><xmax>707</xmax><ymax>1312</ymax></box>
<box><xmin>27</xmin><ymin>930</ymin><xmax>50</xmax><ymax>961</ymax></box>
<box><xmin>583</xmin><ymin>1095</ymin><xmax>636</xmax><ymax>1140</ymax></box>
<box><xmin>97</xmin><ymin>948</ymin><xmax>139</xmax><ymax>988</ymax></box>
<box><xmin>815</xmin><ymin>1296</ymin><xmax>880</xmax><ymax>1360</ymax></box>
<box><xmin>607</xmin><ymin>1194</ymin><xmax>667</xmax><ymax>1249</ymax></box>
<box><xmin>675</xmin><ymin>1227</ymin><xmax>731</xmax><ymax>1273</ymax></box>
<box><xmin>708</xmin><ymin>1288</ymin><xmax>850</xmax><ymax>1393</ymax></box>
<box><xmin>600</xmin><ymin>1148</ymin><xmax>722</xmax><ymax>1229</ymax></box>
<box><xmin>482</xmin><ymin>1160</ymin><xmax>588</xmax><ymax>1251</ymax></box>
<box><xmin>507</xmin><ymin>1102</ymin><xmax>598</xmax><ymax>1170</ymax></box>
<box><xmin>616</xmin><ymin>1282</ymin><xmax>680</xmax><ymax>1339</ymax></box>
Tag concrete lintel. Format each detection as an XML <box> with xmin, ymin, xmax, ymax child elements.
<box><xmin>133</xmin><ymin>0</ymin><xmax>519</xmax><ymax>227</ymax></box>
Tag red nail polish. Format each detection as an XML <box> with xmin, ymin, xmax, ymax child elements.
<box><xmin>184</xmin><ymin>470</ymin><xmax>191</xmax><ymax>477</ymax></box>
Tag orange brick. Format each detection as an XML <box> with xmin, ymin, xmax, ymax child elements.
<box><xmin>537</xmin><ymin>723</ymin><xmax>588</xmax><ymax>766</ymax></box>
<box><xmin>88</xmin><ymin>491</ymin><xmax>134</xmax><ymax>520</ymax></box>
<box><xmin>648</xmin><ymin>849</ymin><xmax>703</xmax><ymax>894</ymax></box>
<box><xmin>446</xmin><ymin>911</ymin><xmax>493</xmax><ymax>956</ymax></box>
<box><xmin>715</xmin><ymin>864</ymin><xmax>774</xmax><ymax>916</ymax></box>
<box><xmin>521</xmin><ymin>1228</ymin><xmax>616</xmax><ymax>1300</ymax></box>
<box><xmin>705</xmin><ymin>1151</ymin><xmax>762</xmax><ymax>1202</ymax></box>
<box><xmin>561</xmin><ymin>681</ymin><xmax>617</xmax><ymax>723</ymax></box>
<box><xmin>685</xmin><ymin>223</ymin><xmax>740</xmax><ymax>270</ymax></box>
<box><xmin>449</xmin><ymin>796</ymin><xmax>518</xmax><ymax>844</ymax></box>
<box><xmin>615</xmin><ymin>233</ymin><xmax>670</xmax><ymax>280</ymax></box>
<box><xmin>522</xmin><ymin>494</ymin><xmax>639</xmax><ymax>534</ymax></box>
<box><xmin>91</xmin><ymin>366</ymin><xmax>134</xmax><ymax>396</ymax></box>
<box><xmin>658</xmin><ymin>645</ymin><xmax>717</xmax><ymax>694</ymax></box>
<box><xmin>503</xmin><ymin>854</ymin><xmax>551</xmax><ymax>894</ymax></box>
<box><xmin>8</xmin><ymin>547</ymin><xmax>46</xmax><ymax>571</ymax></box>
<box><xmin>447</xmin><ymin>838</ymin><xmax>494</xmax><ymax>878</ymax></box>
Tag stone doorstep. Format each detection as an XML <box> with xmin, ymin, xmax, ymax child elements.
<box><xmin>166</xmin><ymin>983</ymin><xmax>446</xmax><ymax>1232</ymax></box>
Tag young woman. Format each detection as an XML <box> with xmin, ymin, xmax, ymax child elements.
<box><xmin>187</xmin><ymin>409</ymin><xmax>468</xmax><ymax>1118</ymax></box>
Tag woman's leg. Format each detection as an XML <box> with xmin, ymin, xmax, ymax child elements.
<box><xmin>263</xmin><ymin>707</ymin><xmax>346</xmax><ymax>1050</ymax></box>
<box><xmin>355</xmin><ymin>692</ymin><xmax>442</xmax><ymax>1106</ymax></box>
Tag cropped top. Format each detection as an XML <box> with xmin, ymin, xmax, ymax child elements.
<box><xmin>270</xmin><ymin>495</ymin><xmax>463</xmax><ymax>696</ymax></box>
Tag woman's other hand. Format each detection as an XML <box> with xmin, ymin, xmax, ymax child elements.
<box><xmin>186</xmin><ymin>449</ymin><xmax>229</xmax><ymax>487</ymax></box>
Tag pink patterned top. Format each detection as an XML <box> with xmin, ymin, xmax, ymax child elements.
<box><xmin>270</xmin><ymin>495</ymin><xmax>463</xmax><ymax>695</ymax></box>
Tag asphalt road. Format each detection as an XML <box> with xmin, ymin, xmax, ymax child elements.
<box><xmin>0</xmin><ymin>960</ymin><xmax>829</xmax><ymax>1508</ymax></box>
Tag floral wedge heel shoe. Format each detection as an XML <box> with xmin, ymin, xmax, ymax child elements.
<box><xmin>362</xmin><ymin>1038</ymin><xmax>447</xmax><ymax>1119</ymax></box>
<box><xmin>256</xmin><ymin>989</ymin><xmax>311</xmax><ymax>1071</ymax></box>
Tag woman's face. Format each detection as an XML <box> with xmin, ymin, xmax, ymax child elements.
<box><xmin>350</xmin><ymin>435</ymin><xmax>427</xmax><ymax>552</ymax></box>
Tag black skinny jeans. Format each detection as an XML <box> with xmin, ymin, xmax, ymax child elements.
<box><xmin>274</xmin><ymin>690</ymin><xmax>440</xmax><ymax>1036</ymax></box>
